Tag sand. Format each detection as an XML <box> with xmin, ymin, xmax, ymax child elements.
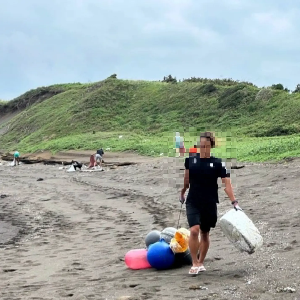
<box><xmin>0</xmin><ymin>153</ymin><xmax>300</xmax><ymax>300</ymax></box>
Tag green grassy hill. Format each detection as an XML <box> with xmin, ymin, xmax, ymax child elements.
<box><xmin>1</xmin><ymin>77</ymin><xmax>300</xmax><ymax>161</ymax></box>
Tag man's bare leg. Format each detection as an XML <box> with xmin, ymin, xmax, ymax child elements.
<box><xmin>189</xmin><ymin>225</ymin><xmax>201</xmax><ymax>268</ymax></box>
<box><xmin>198</xmin><ymin>231</ymin><xmax>210</xmax><ymax>268</ymax></box>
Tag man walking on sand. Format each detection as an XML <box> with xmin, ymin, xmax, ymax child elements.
<box><xmin>180</xmin><ymin>132</ymin><xmax>241</xmax><ymax>275</ymax></box>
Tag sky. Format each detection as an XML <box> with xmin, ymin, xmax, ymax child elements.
<box><xmin>0</xmin><ymin>0</ymin><xmax>299</xmax><ymax>100</ymax></box>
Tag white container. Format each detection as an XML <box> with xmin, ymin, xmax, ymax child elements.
<box><xmin>66</xmin><ymin>165</ymin><xmax>75</xmax><ymax>172</ymax></box>
<box><xmin>219</xmin><ymin>209</ymin><xmax>263</xmax><ymax>254</ymax></box>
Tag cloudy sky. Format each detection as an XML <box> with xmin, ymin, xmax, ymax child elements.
<box><xmin>0</xmin><ymin>0</ymin><xmax>299</xmax><ymax>100</ymax></box>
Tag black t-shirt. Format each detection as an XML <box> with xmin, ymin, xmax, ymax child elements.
<box><xmin>184</xmin><ymin>155</ymin><xmax>230</xmax><ymax>206</ymax></box>
<box><xmin>97</xmin><ymin>149</ymin><xmax>104</xmax><ymax>156</ymax></box>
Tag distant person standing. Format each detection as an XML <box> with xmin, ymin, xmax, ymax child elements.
<box><xmin>13</xmin><ymin>151</ymin><xmax>20</xmax><ymax>166</ymax></box>
<box><xmin>175</xmin><ymin>132</ymin><xmax>185</xmax><ymax>157</ymax></box>
<box><xmin>94</xmin><ymin>148</ymin><xmax>104</xmax><ymax>168</ymax></box>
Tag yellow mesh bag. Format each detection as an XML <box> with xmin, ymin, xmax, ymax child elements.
<box><xmin>170</xmin><ymin>228</ymin><xmax>190</xmax><ymax>253</ymax></box>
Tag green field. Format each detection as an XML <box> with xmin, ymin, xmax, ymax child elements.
<box><xmin>1</xmin><ymin>77</ymin><xmax>300</xmax><ymax>162</ymax></box>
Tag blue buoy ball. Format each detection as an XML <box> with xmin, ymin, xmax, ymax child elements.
<box><xmin>145</xmin><ymin>230</ymin><xmax>161</xmax><ymax>248</ymax></box>
<box><xmin>147</xmin><ymin>239</ymin><xmax>175</xmax><ymax>270</ymax></box>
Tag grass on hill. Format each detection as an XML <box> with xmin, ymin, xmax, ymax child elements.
<box><xmin>1</xmin><ymin>77</ymin><xmax>300</xmax><ymax>162</ymax></box>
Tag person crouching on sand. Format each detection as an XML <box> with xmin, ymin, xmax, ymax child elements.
<box><xmin>180</xmin><ymin>132</ymin><xmax>242</xmax><ymax>275</ymax></box>
<box><xmin>94</xmin><ymin>150</ymin><xmax>104</xmax><ymax>169</ymax></box>
<box><xmin>14</xmin><ymin>151</ymin><xmax>20</xmax><ymax>166</ymax></box>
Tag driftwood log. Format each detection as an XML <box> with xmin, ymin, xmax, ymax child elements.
<box><xmin>231</xmin><ymin>165</ymin><xmax>245</xmax><ymax>169</ymax></box>
<box><xmin>1</xmin><ymin>154</ymin><xmax>45</xmax><ymax>164</ymax></box>
<box><xmin>0</xmin><ymin>153</ymin><xmax>136</xmax><ymax>167</ymax></box>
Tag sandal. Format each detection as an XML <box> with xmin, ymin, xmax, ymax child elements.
<box><xmin>198</xmin><ymin>266</ymin><xmax>206</xmax><ymax>272</ymax></box>
<box><xmin>189</xmin><ymin>266</ymin><xmax>200</xmax><ymax>275</ymax></box>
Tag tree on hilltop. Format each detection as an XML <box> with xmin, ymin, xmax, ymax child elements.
<box><xmin>293</xmin><ymin>84</ymin><xmax>300</xmax><ymax>93</ymax></box>
<box><xmin>162</xmin><ymin>75</ymin><xmax>177</xmax><ymax>83</ymax></box>
<box><xmin>271</xmin><ymin>83</ymin><xmax>289</xmax><ymax>92</ymax></box>
<box><xmin>271</xmin><ymin>83</ymin><xmax>284</xmax><ymax>90</ymax></box>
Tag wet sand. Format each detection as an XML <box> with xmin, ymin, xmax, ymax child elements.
<box><xmin>0</xmin><ymin>153</ymin><xmax>300</xmax><ymax>299</ymax></box>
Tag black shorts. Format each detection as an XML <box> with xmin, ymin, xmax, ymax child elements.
<box><xmin>186</xmin><ymin>202</ymin><xmax>217</xmax><ymax>233</ymax></box>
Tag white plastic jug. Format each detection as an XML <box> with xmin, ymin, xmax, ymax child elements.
<box><xmin>67</xmin><ymin>165</ymin><xmax>75</xmax><ymax>172</ymax></box>
<box><xmin>219</xmin><ymin>209</ymin><xmax>263</xmax><ymax>254</ymax></box>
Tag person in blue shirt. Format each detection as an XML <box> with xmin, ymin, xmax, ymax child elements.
<box><xmin>13</xmin><ymin>151</ymin><xmax>20</xmax><ymax>166</ymax></box>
